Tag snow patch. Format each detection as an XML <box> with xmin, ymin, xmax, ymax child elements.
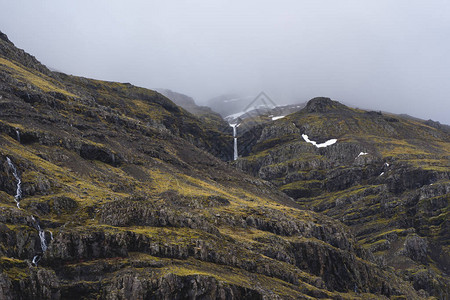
<box><xmin>225</xmin><ymin>111</ymin><xmax>246</xmax><ymax>121</ymax></box>
<box><xmin>223</xmin><ymin>96</ymin><xmax>254</xmax><ymax>103</ymax></box>
<box><xmin>272</xmin><ymin>116</ymin><xmax>285</xmax><ymax>121</ymax></box>
<box><xmin>302</xmin><ymin>134</ymin><xmax>337</xmax><ymax>148</ymax></box>
<box><xmin>356</xmin><ymin>152</ymin><xmax>368</xmax><ymax>159</ymax></box>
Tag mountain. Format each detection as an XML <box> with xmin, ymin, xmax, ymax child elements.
<box><xmin>156</xmin><ymin>88</ymin><xmax>230</xmax><ymax>134</ymax></box>
<box><xmin>235</xmin><ymin>97</ymin><xmax>450</xmax><ymax>298</ymax></box>
<box><xmin>0</xmin><ymin>31</ymin><xmax>440</xmax><ymax>299</ymax></box>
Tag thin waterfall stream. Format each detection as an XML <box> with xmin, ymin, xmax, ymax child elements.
<box><xmin>230</xmin><ymin>123</ymin><xmax>240</xmax><ymax>160</ymax></box>
<box><xmin>15</xmin><ymin>129</ymin><xmax>20</xmax><ymax>143</ymax></box>
<box><xmin>6</xmin><ymin>157</ymin><xmax>22</xmax><ymax>208</ymax></box>
<box><xmin>31</xmin><ymin>216</ymin><xmax>51</xmax><ymax>266</ymax></box>
<box><xmin>5</xmin><ymin>157</ymin><xmax>52</xmax><ymax>266</ymax></box>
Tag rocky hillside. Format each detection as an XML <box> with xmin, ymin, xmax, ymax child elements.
<box><xmin>0</xmin><ymin>31</ymin><xmax>428</xmax><ymax>299</ymax></box>
<box><xmin>156</xmin><ymin>89</ymin><xmax>229</xmax><ymax>134</ymax></box>
<box><xmin>236</xmin><ymin>97</ymin><xmax>450</xmax><ymax>298</ymax></box>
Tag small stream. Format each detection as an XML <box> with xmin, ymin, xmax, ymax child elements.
<box><xmin>6</xmin><ymin>157</ymin><xmax>22</xmax><ymax>208</ymax></box>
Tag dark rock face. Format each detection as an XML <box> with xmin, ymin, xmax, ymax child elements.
<box><xmin>80</xmin><ymin>143</ymin><xmax>122</xmax><ymax>167</ymax></box>
<box><xmin>402</xmin><ymin>234</ymin><xmax>429</xmax><ymax>263</ymax></box>
<box><xmin>102</xmin><ymin>273</ymin><xmax>263</xmax><ymax>300</ymax></box>
<box><xmin>0</xmin><ymin>269</ymin><xmax>61</xmax><ymax>300</ymax></box>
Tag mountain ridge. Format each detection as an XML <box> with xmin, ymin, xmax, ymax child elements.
<box><xmin>0</xmin><ymin>30</ymin><xmax>445</xmax><ymax>299</ymax></box>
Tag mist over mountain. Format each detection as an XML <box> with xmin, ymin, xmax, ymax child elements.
<box><xmin>1</xmin><ymin>1</ymin><xmax>449</xmax><ymax>124</ymax></box>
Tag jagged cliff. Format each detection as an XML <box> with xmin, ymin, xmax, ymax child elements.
<box><xmin>235</xmin><ymin>97</ymin><xmax>450</xmax><ymax>298</ymax></box>
<box><xmin>0</xmin><ymin>31</ymin><xmax>440</xmax><ymax>299</ymax></box>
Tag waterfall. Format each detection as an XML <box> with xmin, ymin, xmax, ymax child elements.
<box><xmin>39</xmin><ymin>229</ymin><xmax>48</xmax><ymax>252</ymax></box>
<box><xmin>234</xmin><ymin>138</ymin><xmax>238</xmax><ymax>160</ymax></box>
<box><xmin>6</xmin><ymin>157</ymin><xmax>22</xmax><ymax>208</ymax></box>
<box><xmin>32</xmin><ymin>255</ymin><xmax>40</xmax><ymax>265</ymax></box>
<box><xmin>230</xmin><ymin>124</ymin><xmax>239</xmax><ymax>160</ymax></box>
<box><xmin>31</xmin><ymin>216</ymin><xmax>49</xmax><ymax>266</ymax></box>
<box><xmin>15</xmin><ymin>129</ymin><xmax>21</xmax><ymax>143</ymax></box>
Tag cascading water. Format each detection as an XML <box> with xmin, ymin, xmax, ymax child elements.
<box><xmin>15</xmin><ymin>129</ymin><xmax>20</xmax><ymax>143</ymax></box>
<box><xmin>6</xmin><ymin>159</ymin><xmax>50</xmax><ymax>265</ymax></box>
<box><xmin>31</xmin><ymin>216</ymin><xmax>49</xmax><ymax>266</ymax></box>
<box><xmin>39</xmin><ymin>229</ymin><xmax>48</xmax><ymax>252</ymax></box>
<box><xmin>32</xmin><ymin>255</ymin><xmax>40</xmax><ymax>265</ymax></box>
<box><xmin>230</xmin><ymin>124</ymin><xmax>239</xmax><ymax>160</ymax></box>
<box><xmin>6</xmin><ymin>157</ymin><xmax>22</xmax><ymax>208</ymax></box>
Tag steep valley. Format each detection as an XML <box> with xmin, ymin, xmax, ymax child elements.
<box><xmin>0</xmin><ymin>30</ymin><xmax>448</xmax><ymax>299</ymax></box>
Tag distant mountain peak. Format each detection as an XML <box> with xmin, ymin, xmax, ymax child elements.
<box><xmin>304</xmin><ymin>97</ymin><xmax>346</xmax><ymax>113</ymax></box>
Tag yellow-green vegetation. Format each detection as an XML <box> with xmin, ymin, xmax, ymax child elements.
<box><xmin>235</xmin><ymin>97</ymin><xmax>449</xmax><ymax>298</ymax></box>
<box><xmin>0</xmin><ymin>40</ymin><xmax>440</xmax><ymax>298</ymax></box>
<box><xmin>0</xmin><ymin>57</ymin><xmax>76</xmax><ymax>97</ymax></box>
<box><xmin>0</xmin><ymin>257</ymin><xmax>28</xmax><ymax>280</ymax></box>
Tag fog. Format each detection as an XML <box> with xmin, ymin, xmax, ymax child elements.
<box><xmin>1</xmin><ymin>0</ymin><xmax>449</xmax><ymax>123</ymax></box>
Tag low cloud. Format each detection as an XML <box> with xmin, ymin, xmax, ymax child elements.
<box><xmin>1</xmin><ymin>0</ymin><xmax>449</xmax><ymax>123</ymax></box>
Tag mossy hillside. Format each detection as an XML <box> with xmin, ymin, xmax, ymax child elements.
<box><xmin>235</xmin><ymin>98</ymin><xmax>450</xmax><ymax>297</ymax></box>
<box><xmin>0</xmin><ymin>256</ymin><xmax>29</xmax><ymax>280</ymax></box>
<box><xmin>0</xmin><ymin>32</ymin><xmax>430</xmax><ymax>298</ymax></box>
<box><xmin>1</xmin><ymin>57</ymin><xmax>232</xmax><ymax>162</ymax></box>
<box><xmin>2</xmin><ymin>124</ymin><xmax>358</xmax><ymax>297</ymax></box>
<box><xmin>0</xmin><ymin>126</ymin><xmax>420</xmax><ymax>298</ymax></box>
<box><xmin>0</xmin><ymin>57</ymin><xmax>76</xmax><ymax>98</ymax></box>
<box><xmin>57</xmin><ymin>254</ymin><xmax>368</xmax><ymax>299</ymax></box>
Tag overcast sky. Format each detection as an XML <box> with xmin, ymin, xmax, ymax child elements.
<box><xmin>1</xmin><ymin>0</ymin><xmax>449</xmax><ymax>123</ymax></box>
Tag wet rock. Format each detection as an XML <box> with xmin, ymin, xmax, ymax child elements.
<box><xmin>402</xmin><ymin>234</ymin><xmax>429</xmax><ymax>263</ymax></box>
<box><xmin>80</xmin><ymin>143</ymin><xmax>122</xmax><ymax>166</ymax></box>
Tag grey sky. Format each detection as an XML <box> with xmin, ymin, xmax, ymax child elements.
<box><xmin>1</xmin><ymin>0</ymin><xmax>449</xmax><ymax>124</ymax></box>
